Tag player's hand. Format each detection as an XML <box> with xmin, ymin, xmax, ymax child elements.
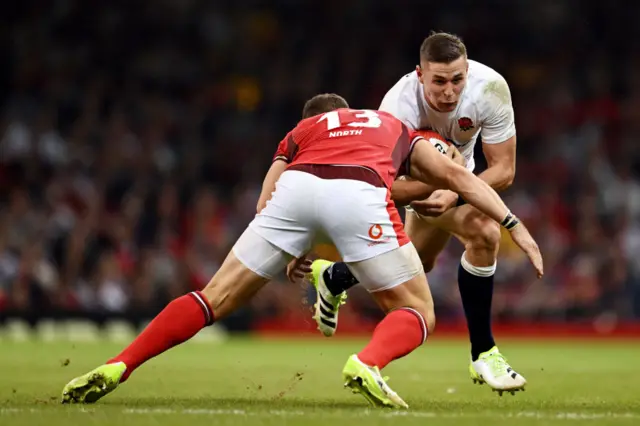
<box><xmin>410</xmin><ymin>190</ymin><xmax>459</xmax><ymax>217</ymax></box>
<box><xmin>286</xmin><ymin>256</ymin><xmax>313</xmax><ymax>283</ymax></box>
<box><xmin>446</xmin><ymin>146</ymin><xmax>465</xmax><ymax>167</ymax></box>
<box><xmin>508</xmin><ymin>223</ymin><xmax>544</xmax><ymax>278</ymax></box>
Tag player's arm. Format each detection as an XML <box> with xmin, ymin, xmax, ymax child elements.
<box><xmin>256</xmin><ymin>159</ymin><xmax>287</xmax><ymax>213</ymax></box>
<box><xmin>408</xmin><ymin>138</ymin><xmax>543</xmax><ymax>277</ymax></box>
<box><xmin>391</xmin><ymin>179</ymin><xmax>439</xmax><ymax>206</ymax></box>
<box><xmin>408</xmin><ymin>140</ymin><xmax>509</xmax><ymax>223</ymax></box>
<box><xmin>477</xmin><ymin>78</ymin><xmax>517</xmax><ymax>191</ymax></box>
<box><xmin>257</xmin><ymin>131</ymin><xmax>297</xmax><ymax>213</ymax></box>
<box><xmin>391</xmin><ymin>146</ymin><xmax>464</xmax><ymax>206</ymax></box>
<box><xmin>477</xmin><ymin>135</ymin><xmax>516</xmax><ymax>191</ymax></box>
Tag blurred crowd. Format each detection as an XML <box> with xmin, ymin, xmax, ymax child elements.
<box><xmin>1</xmin><ymin>0</ymin><xmax>639</xmax><ymax>327</ymax></box>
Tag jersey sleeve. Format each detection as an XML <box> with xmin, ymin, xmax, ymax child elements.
<box><xmin>272</xmin><ymin>130</ymin><xmax>298</xmax><ymax>163</ymax></box>
<box><xmin>479</xmin><ymin>77</ymin><xmax>516</xmax><ymax>144</ymax></box>
<box><xmin>398</xmin><ymin>130</ymin><xmax>426</xmax><ymax>176</ymax></box>
<box><xmin>379</xmin><ymin>74</ymin><xmax>421</xmax><ymax>129</ymax></box>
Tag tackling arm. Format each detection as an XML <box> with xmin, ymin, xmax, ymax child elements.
<box><xmin>409</xmin><ymin>139</ymin><xmax>543</xmax><ymax>278</ymax></box>
<box><xmin>391</xmin><ymin>179</ymin><xmax>440</xmax><ymax>206</ymax></box>
<box><xmin>408</xmin><ymin>139</ymin><xmax>511</xmax><ymax>224</ymax></box>
<box><xmin>259</xmin><ymin>129</ymin><xmax>298</xmax><ymax>213</ymax></box>
<box><xmin>391</xmin><ymin>144</ymin><xmax>466</xmax><ymax>205</ymax></box>
<box><xmin>256</xmin><ymin>159</ymin><xmax>287</xmax><ymax>213</ymax></box>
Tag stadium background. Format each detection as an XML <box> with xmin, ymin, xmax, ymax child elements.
<box><xmin>1</xmin><ymin>0</ymin><xmax>639</xmax><ymax>339</ymax></box>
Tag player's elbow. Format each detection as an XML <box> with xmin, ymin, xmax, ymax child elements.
<box><xmin>501</xmin><ymin>165</ymin><xmax>516</xmax><ymax>189</ymax></box>
<box><xmin>390</xmin><ymin>191</ymin><xmax>408</xmax><ymax>207</ymax></box>
<box><xmin>390</xmin><ymin>181</ymin><xmax>410</xmax><ymax>206</ymax></box>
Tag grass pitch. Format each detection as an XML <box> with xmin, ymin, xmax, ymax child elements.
<box><xmin>1</xmin><ymin>337</ymin><xmax>639</xmax><ymax>425</ymax></box>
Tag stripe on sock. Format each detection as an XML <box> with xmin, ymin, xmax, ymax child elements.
<box><xmin>398</xmin><ymin>307</ymin><xmax>428</xmax><ymax>344</ymax></box>
<box><xmin>460</xmin><ymin>251</ymin><xmax>496</xmax><ymax>277</ymax></box>
<box><xmin>189</xmin><ymin>291</ymin><xmax>214</xmax><ymax>326</ymax></box>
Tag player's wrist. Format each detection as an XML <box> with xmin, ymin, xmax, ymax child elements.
<box><xmin>500</xmin><ymin>211</ymin><xmax>520</xmax><ymax>231</ymax></box>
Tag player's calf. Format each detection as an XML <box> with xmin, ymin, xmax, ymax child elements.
<box><xmin>344</xmin><ymin>261</ymin><xmax>434</xmax><ymax>408</ymax></box>
<box><xmin>61</xmin><ymin>228</ymin><xmax>283</xmax><ymax>404</ymax></box>
<box><xmin>357</xmin><ymin>305</ymin><xmax>432</xmax><ymax>369</ymax></box>
<box><xmin>350</xmin><ymin>244</ymin><xmax>434</xmax><ymax>370</ymax></box>
<box><xmin>457</xmin><ymin>210</ymin><xmax>501</xmax><ymax>360</ymax></box>
<box><xmin>452</xmin><ymin>208</ymin><xmax>527</xmax><ymax>393</ymax></box>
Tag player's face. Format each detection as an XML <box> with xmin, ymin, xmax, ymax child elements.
<box><xmin>417</xmin><ymin>56</ymin><xmax>468</xmax><ymax>112</ymax></box>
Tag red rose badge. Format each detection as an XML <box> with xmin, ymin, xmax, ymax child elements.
<box><xmin>458</xmin><ymin>117</ymin><xmax>474</xmax><ymax>131</ymax></box>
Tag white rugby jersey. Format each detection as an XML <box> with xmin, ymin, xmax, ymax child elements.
<box><xmin>379</xmin><ymin>59</ymin><xmax>515</xmax><ymax>172</ymax></box>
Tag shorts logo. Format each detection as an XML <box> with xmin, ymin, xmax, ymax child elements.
<box><xmin>458</xmin><ymin>117</ymin><xmax>474</xmax><ymax>131</ymax></box>
<box><xmin>368</xmin><ymin>224</ymin><xmax>383</xmax><ymax>240</ymax></box>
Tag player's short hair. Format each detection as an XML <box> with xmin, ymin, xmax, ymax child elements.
<box><xmin>420</xmin><ymin>32</ymin><xmax>467</xmax><ymax>64</ymax></box>
<box><xmin>302</xmin><ymin>94</ymin><xmax>349</xmax><ymax>119</ymax></box>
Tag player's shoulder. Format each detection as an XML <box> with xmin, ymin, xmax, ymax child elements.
<box><xmin>297</xmin><ymin>113</ymin><xmax>323</xmax><ymax>128</ymax></box>
<box><xmin>467</xmin><ymin>59</ymin><xmax>508</xmax><ymax>85</ymax></box>
<box><xmin>466</xmin><ymin>59</ymin><xmax>511</xmax><ymax>103</ymax></box>
<box><xmin>376</xmin><ymin>109</ymin><xmax>402</xmax><ymax>121</ymax></box>
<box><xmin>379</xmin><ymin>71</ymin><xmax>422</xmax><ymax>127</ymax></box>
<box><xmin>388</xmin><ymin>70</ymin><xmax>421</xmax><ymax>91</ymax></box>
<box><xmin>293</xmin><ymin>108</ymin><xmax>364</xmax><ymax>134</ymax></box>
<box><xmin>383</xmin><ymin>72</ymin><xmax>421</xmax><ymax>102</ymax></box>
<box><xmin>289</xmin><ymin>113</ymin><xmax>324</xmax><ymax>141</ymax></box>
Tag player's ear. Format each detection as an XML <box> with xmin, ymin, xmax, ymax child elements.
<box><xmin>415</xmin><ymin>65</ymin><xmax>423</xmax><ymax>81</ymax></box>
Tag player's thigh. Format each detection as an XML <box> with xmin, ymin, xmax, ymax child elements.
<box><xmin>346</xmin><ymin>243</ymin><xmax>435</xmax><ymax>331</ymax></box>
<box><xmin>204</xmin><ymin>227</ymin><xmax>293</xmax><ymax>320</ymax></box>
<box><xmin>318</xmin><ymin>180</ymin><xmax>408</xmax><ymax>263</ymax></box>
<box><xmin>249</xmin><ymin>170</ymin><xmax>318</xmax><ymax>258</ymax></box>
<box><xmin>404</xmin><ymin>209</ymin><xmax>451</xmax><ymax>269</ymax></box>
<box><xmin>346</xmin><ymin>242</ymin><xmax>422</xmax><ymax>294</ymax></box>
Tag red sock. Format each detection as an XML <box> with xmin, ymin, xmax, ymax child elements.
<box><xmin>358</xmin><ymin>308</ymin><xmax>427</xmax><ymax>369</ymax></box>
<box><xmin>108</xmin><ymin>291</ymin><xmax>214</xmax><ymax>381</ymax></box>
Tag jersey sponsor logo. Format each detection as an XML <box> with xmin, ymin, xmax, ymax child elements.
<box><xmin>368</xmin><ymin>224</ymin><xmax>383</xmax><ymax>240</ymax></box>
<box><xmin>458</xmin><ymin>117</ymin><xmax>474</xmax><ymax>131</ymax></box>
<box><xmin>367</xmin><ymin>224</ymin><xmax>391</xmax><ymax>246</ymax></box>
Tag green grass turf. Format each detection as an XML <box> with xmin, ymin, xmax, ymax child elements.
<box><xmin>1</xmin><ymin>337</ymin><xmax>639</xmax><ymax>425</ymax></box>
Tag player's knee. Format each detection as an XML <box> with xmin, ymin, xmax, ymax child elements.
<box><xmin>417</xmin><ymin>247</ymin><xmax>439</xmax><ymax>272</ymax></box>
<box><xmin>424</xmin><ymin>308</ymin><xmax>436</xmax><ymax>337</ymax></box>
<box><xmin>411</xmin><ymin>301</ymin><xmax>436</xmax><ymax>338</ymax></box>
<box><xmin>466</xmin><ymin>215</ymin><xmax>501</xmax><ymax>251</ymax></box>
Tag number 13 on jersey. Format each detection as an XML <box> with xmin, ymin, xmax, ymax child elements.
<box><xmin>318</xmin><ymin>109</ymin><xmax>382</xmax><ymax>130</ymax></box>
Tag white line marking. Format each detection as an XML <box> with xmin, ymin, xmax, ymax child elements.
<box><xmin>2</xmin><ymin>407</ymin><xmax>639</xmax><ymax>420</ymax></box>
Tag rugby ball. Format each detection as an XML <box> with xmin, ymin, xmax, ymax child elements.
<box><xmin>415</xmin><ymin>129</ymin><xmax>451</xmax><ymax>155</ymax></box>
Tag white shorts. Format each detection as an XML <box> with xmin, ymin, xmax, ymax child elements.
<box><xmin>232</xmin><ymin>169</ymin><xmax>422</xmax><ymax>291</ymax></box>
<box><xmin>233</xmin><ymin>227</ymin><xmax>423</xmax><ymax>292</ymax></box>
<box><xmin>346</xmin><ymin>241</ymin><xmax>423</xmax><ymax>292</ymax></box>
<box><xmin>250</xmin><ymin>170</ymin><xmax>408</xmax><ymax>262</ymax></box>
